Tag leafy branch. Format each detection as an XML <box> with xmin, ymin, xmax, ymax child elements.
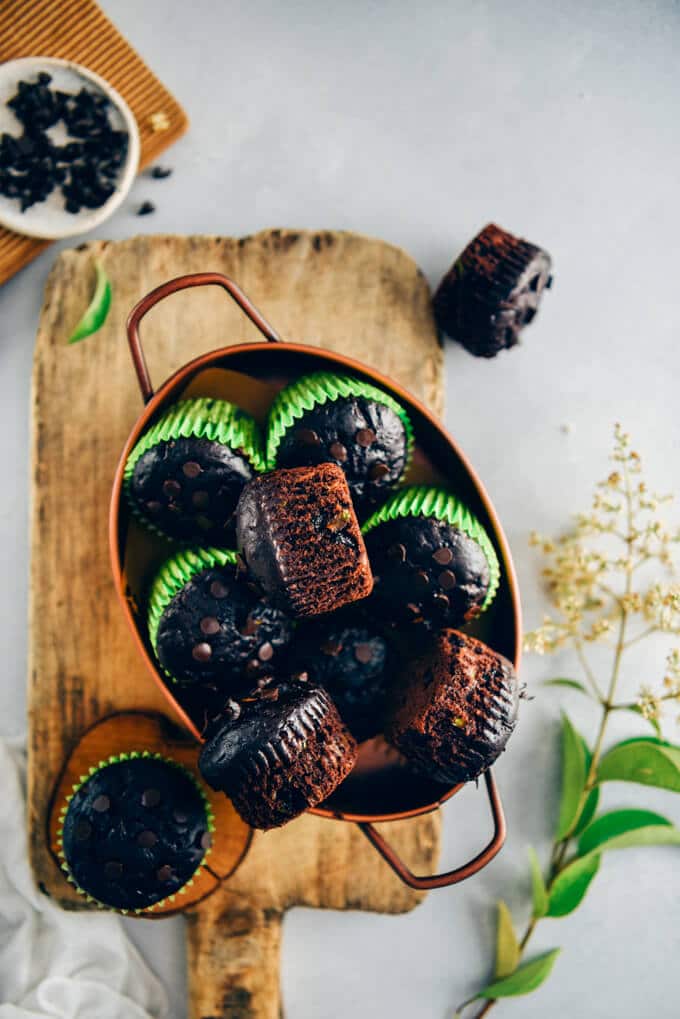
<box><xmin>456</xmin><ymin>425</ymin><xmax>680</xmax><ymax>1017</ymax></box>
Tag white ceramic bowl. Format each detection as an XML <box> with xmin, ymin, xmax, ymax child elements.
<box><xmin>0</xmin><ymin>57</ymin><xmax>140</xmax><ymax>240</ymax></box>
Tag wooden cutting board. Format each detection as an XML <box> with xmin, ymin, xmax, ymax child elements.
<box><xmin>29</xmin><ymin>228</ymin><xmax>445</xmax><ymax>1018</ymax></box>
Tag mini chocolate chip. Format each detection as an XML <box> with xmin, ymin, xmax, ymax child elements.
<box><xmin>329</xmin><ymin>441</ymin><xmax>347</xmax><ymax>462</ymax></box>
<box><xmin>182</xmin><ymin>461</ymin><xmax>202</xmax><ymax>479</ymax></box>
<box><xmin>173</xmin><ymin>810</ymin><xmax>188</xmax><ymax>824</ymax></box>
<box><xmin>92</xmin><ymin>795</ymin><xmax>110</xmax><ymax>813</ymax></box>
<box><xmin>433</xmin><ymin>593</ymin><xmax>450</xmax><ymax>611</ymax></box>
<box><xmin>146</xmin><ymin>500</ymin><xmax>162</xmax><ymax>514</ymax></box>
<box><xmin>433</xmin><ymin>547</ymin><xmax>453</xmax><ymax>565</ymax></box>
<box><xmin>258</xmin><ymin>641</ymin><xmax>274</xmax><ymax>662</ymax></box>
<box><xmin>104</xmin><ymin>860</ymin><xmax>123</xmax><ymax>879</ymax></box>
<box><xmin>156</xmin><ymin>864</ymin><xmax>174</xmax><ymax>882</ymax></box>
<box><xmin>192</xmin><ymin>642</ymin><xmax>213</xmax><ymax>662</ymax></box>
<box><xmin>75</xmin><ymin>820</ymin><xmax>92</xmax><ymax>840</ymax></box>
<box><xmin>142</xmin><ymin>788</ymin><xmax>161</xmax><ymax>808</ymax></box>
<box><xmin>354</xmin><ymin>643</ymin><xmax>375</xmax><ymax>664</ymax></box>
<box><xmin>413</xmin><ymin>570</ymin><xmax>430</xmax><ymax>591</ymax></box>
<box><xmin>295</xmin><ymin>427</ymin><xmax>320</xmax><ymax>447</ymax></box>
<box><xmin>200</xmin><ymin>616</ymin><xmax>220</xmax><ymax>636</ymax></box>
<box><xmin>137</xmin><ymin>829</ymin><xmax>158</xmax><ymax>848</ymax></box>
<box><xmin>439</xmin><ymin>570</ymin><xmax>457</xmax><ymax>590</ymax></box>
<box><xmin>200</xmin><ymin>831</ymin><xmax>212</xmax><ymax>850</ymax></box>
<box><xmin>387</xmin><ymin>542</ymin><xmax>407</xmax><ymax>562</ymax></box>
<box><xmin>321</xmin><ymin>639</ymin><xmax>343</xmax><ymax>656</ymax></box>
<box><xmin>369</xmin><ymin>462</ymin><xmax>389</xmax><ymax>480</ymax></box>
<box><xmin>355</xmin><ymin>427</ymin><xmax>376</xmax><ymax>448</ymax></box>
<box><xmin>192</xmin><ymin>490</ymin><xmax>210</xmax><ymax>509</ymax></box>
<box><xmin>210</xmin><ymin>580</ymin><xmax>229</xmax><ymax>599</ymax></box>
<box><xmin>163</xmin><ymin>479</ymin><xmax>181</xmax><ymax>497</ymax></box>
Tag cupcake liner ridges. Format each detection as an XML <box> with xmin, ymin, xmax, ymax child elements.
<box><xmin>362</xmin><ymin>485</ymin><xmax>500</xmax><ymax>610</ymax></box>
<box><xmin>56</xmin><ymin>751</ymin><xmax>215</xmax><ymax>914</ymax></box>
<box><xmin>266</xmin><ymin>371</ymin><xmax>414</xmax><ymax>470</ymax></box>
<box><xmin>147</xmin><ymin>546</ymin><xmax>239</xmax><ymax>657</ymax></box>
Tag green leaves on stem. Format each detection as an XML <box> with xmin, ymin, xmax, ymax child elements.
<box><xmin>597</xmin><ymin>738</ymin><xmax>680</xmax><ymax>792</ymax></box>
<box><xmin>546</xmin><ymin>853</ymin><xmax>601</xmax><ymax>916</ymax></box>
<box><xmin>528</xmin><ymin>847</ymin><xmax>548</xmax><ymax>918</ymax></box>
<box><xmin>555</xmin><ymin>713</ymin><xmax>588</xmax><ymax>839</ymax></box>
<box><xmin>578</xmin><ymin>809</ymin><xmax>680</xmax><ymax>856</ymax></box>
<box><xmin>476</xmin><ymin>950</ymin><xmax>561</xmax><ymax>1000</ymax></box>
<box><xmin>494</xmin><ymin>901</ymin><xmax>520</xmax><ymax>978</ymax></box>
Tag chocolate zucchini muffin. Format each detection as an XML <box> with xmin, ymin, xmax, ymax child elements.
<box><xmin>199</xmin><ymin>680</ymin><xmax>357</xmax><ymax>829</ymax></box>
<box><xmin>124</xmin><ymin>397</ymin><xmax>266</xmax><ymax>544</ymax></box>
<box><xmin>362</xmin><ymin>486</ymin><xmax>499</xmax><ymax>631</ymax></box>
<box><xmin>266</xmin><ymin>372</ymin><xmax>413</xmax><ymax>511</ymax></box>
<box><xmin>148</xmin><ymin>547</ymin><xmax>293</xmax><ymax>689</ymax></box>
<box><xmin>236</xmin><ymin>463</ymin><xmax>373</xmax><ymax>618</ymax></box>
<box><xmin>289</xmin><ymin>621</ymin><xmax>390</xmax><ymax>741</ymax></box>
<box><xmin>433</xmin><ymin>223</ymin><xmax>552</xmax><ymax>357</ymax></box>
<box><xmin>58</xmin><ymin>753</ymin><xmax>214</xmax><ymax>912</ymax></box>
<box><xmin>385</xmin><ymin>630</ymin><xmax>519</xmax><ymax>784</ymax></box>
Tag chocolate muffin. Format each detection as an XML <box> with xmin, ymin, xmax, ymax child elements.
<box><xmin>58</xmin><ymin>753</ymin><xmax>214</xmax><ymax>912</ymax></box>
<box><xmin>289</xmin><ymin>621</ymin><xmax>390</xmax><ymax>741</ymax></box>
<box><xmin>199</xmin><ymin>680</ymin><xmax>357</xmax><ymax>829</ymax></box>
<box><xmin>362</xmin><ymin>486</ymin><xmax>499</xmax><ymax>631</ymax></box>
<box><xmin>433</xmin><ymin>223</ymin><xmax>552</xmax><ymax>357</ymax></box>
<box><xmin>124</xmin><ymin>397</ymin><xmax>266</xmax><ymax>544</ymax></box>
<box><xmin>148</xmin><ymin>547</ymin><xmax>293</xmax><ymax>689</ymax></box>
<box><xmin>385</xmin><ymin>630</ymin><xmax>519</xmax><ymax>784</ymax></box>
<box><xmin>266</xmin><ymin>372</ymin><xmax>413</xmax><ymax>512</ymax></box>
<box><xmin>236</xmin><ymin>463</ymin><xmax>373</xmax><ymax>618</ymax></box>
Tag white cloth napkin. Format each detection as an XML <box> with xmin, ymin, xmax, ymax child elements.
<box><xmin>0</xmin><ymin>737</ymin><xmax>168</xmax><ymax>1019</ymax></box>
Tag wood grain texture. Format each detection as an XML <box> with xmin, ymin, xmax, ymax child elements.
<box><xmin>29</xmin><ymin>229</ymin><xmax>443</xmax><ymax>1018</ymax></box>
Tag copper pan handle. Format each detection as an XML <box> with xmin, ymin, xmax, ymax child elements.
<box><xmin>358</xmin><ymin>770</ymin><xmax>506</xmax><ymax>890</ymax></box>
<box><xmin>126</xmin><ymin>272</ymin><xmax>282</xmax><ymax>404</ymax></box>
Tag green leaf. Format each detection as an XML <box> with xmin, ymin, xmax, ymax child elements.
<box><xmin>597</xmin><ymin>740</ymin><xmax>680</xmax><ymax>792</ymax></box>
<box><xmin>494</xmin><ymin>901</ymin><xmax>520</xmax><ymax>978</ymax></box>
<box><xmin>476</xmin><ymin>949</ymin><xmax>561</xmax><ymax>999</ymax></box>
<box><xmin>547</xmin><ymin>853</ymin><xmax>601</xmax><ymax>916</ymax></box>
<box><xmin>572</xmin><ymin>785</ymin><xmax>600</xmax><ymax>837</ymax></box>
<box><xmin>555</xmin><ymin>713</ymin><xmax>588</xmax><ymax>839</ymax></box>
<box><xmin>543</xmin><ymin>678</ymin><xmax>592</xmax><ymax>697</ymax></box>
<box><xmin>578</xmin><ymin>809</ymin><xmax>674</xmax><ymax>856</ymax></box>
<box><xmin>625</xmin><ymin>704</ymin><xmax>662</xmax><ymax>737</ymax></box>
<box><xmin>528</xmin><ymin>847</ymin><xmax>548</xmax><ymax>918</ymax></box>
<box><xmin>68</xmin><ymin>260</ymin><xmax>112</xmax><ymax>344</ymax></box>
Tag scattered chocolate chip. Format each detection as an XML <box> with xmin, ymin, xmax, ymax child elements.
<box><xmin>387</xmin><ymin>543</ymin><xmax>407</xmax><ymax>562</ymax></box>
<box><xmin>200</xmin><ymin>616</ymin><xmax>220</xmax><ymax>636</ymax></box>
<box><xmin>162</xmin><ymin>479</ymin><xmax>181</xmax><ymax>497</ymax></box>
<box><xmin>75</xmin><ymin>820</ymin><xmax>92</xmax><ymax>840</ymax></box>
<box><xmin>137</xmin><ymin>200</ymin><xmax>155</xmax><ymax>215</ymax></box>
<box><xmin>200</xmin><ymin>832</ymin><xmax>212</xmax><ymax>851</ymax></box>
<box><xmin>329</xmin><ymin>441</ymin><xmax>347</xmax><ymax>462</ymax></box>
<box><xmin>258</xmin><ymin>641</ymin><xmax>274</xmax><ymax>662</ymax></box>
<box><xmin>354</xmin><ymin>643</ymin><xmax>375</xmax><ymax>664</ymax></box>
<box><xmin>295</xmin><ymin>427</ymin><xmax>320</xmax><ymax>447</ymax></box>
<box><xmin>150</xmin><ymin>165</ymin><xmax>173</xmax><ymax>179</ymax></box>
<box><xmin>210</xmin><ymin>580</ymin><xmax>229</xmax><ymax>599</ymax></box>
<box><xmin>182</xmin><ymin>460</ymin><xmax>202</xmax><ymax>479</ymax></box>
<box><xmin>192</xmin><ymin>490</ymin><xmax>210</xmax><ymax>509</ymax></box>
<box><xmin>142</xmin><ymin>788</ymin><xmax>161</xmax><ymax>808</ymax></box>
<box><xmin>432</xmin><ymin>547</ymin><xmax>453</xmax><ymax>565</ymax></box>
<box><xmin>192</xmin><ymin>642</ymin><xmax>213</xmax><ymax>662</ymax></box>
<box><xmin>104</xmin><ymin>860</ymin><xmax>123</xmax><ymax>879</ymax></box>
<box><xmin>92</xmin><ymin>795</ymin><xmax>110</xmax><ymax>813</ymax></box>
<box><xmin>369</xmin><ymin>462</ymin><xmax>389</xmax><ymax>480</ymax></box>
<box><xmin>355</xmin><ymin>427</ymin><xmax>376</xmax><ymax>448</ymax></box>
<box><xmin>156</xmin><ymin>864</ymin><xmax>174</xmax><ymax>882</ymax></box>
<box><xmin>439</xmin><ymin>570</ymin><xmax>457</xmax><ymax>590</ymax></box>
<box><xmin>137</xmin><ymin>829</ymin><xmax>158</xmax><ymax>848</ymax></box>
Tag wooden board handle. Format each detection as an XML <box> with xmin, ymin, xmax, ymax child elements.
<box><xmin>187</xmin><ymin>885</ymin><xmax>283</xmax><ymax>1019</ymax></box>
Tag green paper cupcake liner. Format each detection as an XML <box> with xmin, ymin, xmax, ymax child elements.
<box><xmin>56</xmin><ymin>751</ymin><xmax>215</xmax><ymax>915</ymax></box>
<box><xmin>266</xmin><ymin>371</ymin><xmax>415</xmax><ymax>471</ymax></box>
<box><xmin>362</xmin><ymin>485</ymin><xmax>501</xmax><ymax>611</ymax></box>
<box><xmin>147</xmin><ymin>546</ymin><xmax>239</xmax><ymax>663</ymax></box>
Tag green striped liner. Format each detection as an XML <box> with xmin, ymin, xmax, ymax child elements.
<box><xmin>147</xmin><ymin>547</ymin><xmax>239</xmax><ymax>667</ymax></box>
<box><xmin>362</xmin><ymin>485</ymin><xmax>501</xmax><ymax>611</ymax></box>
<box><xmin>266</xmin><ymin>371</ymin><xmax>414</xmax><ymax>471</ymax></box>
<box><xmin>56</xmin><ymin>751</ymin><xmax>215</xmax><ymax>915</ymax></box>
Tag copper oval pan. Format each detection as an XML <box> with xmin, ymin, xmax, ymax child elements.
<box><xmin>109</xmin><ymin>273</ymin><xmax>522</xmax><ymax>890</ymax></box>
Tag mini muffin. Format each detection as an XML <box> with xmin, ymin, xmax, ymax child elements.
<box><xmin>148</xmin><ymin>547</ymin><xmax>293</xmax><ymax>689</ymax></box>
<box><xmin>385</xmin><ymin>630</ymin><xmax>519</xmax><ymax>784</ymax></box>
<box><xmin>57</xmin><ymin>752</ymin><xmax>214</xmax><ymax>913</ymax></box>
<box><xmin>433</xmin><ymin>223</ymin><xmax>552</xmax><ymax>358</ymax></box>
<box><xmin>236</xmin><ymin>463</ymin><xmax>373</xmax><ymax>618</ymax></box>
<box><xmin>362</xmin><ymin>486</ymin><xmax>499</xmax><ymax>631</ymax></box>
<box><xmin>198</xmin><ymin>680</ymin><xmax>357</xmax><ymax>829</ymax></box>
<box><xmin>266</xmin><ymin>372</ymin><xmax>413</xmax><ymax>511</ymax></box>
<box><xmin>289</xmin><ymin>620</ymin><xmax>390</xmax><ymax>741</ymax></box>
<box><xmin>124</xmin><ymin>397</ymin><xmax>266</xmax><ymax>544</ymax></box>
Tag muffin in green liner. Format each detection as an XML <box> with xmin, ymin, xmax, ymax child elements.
<box><xmin>266</xmin><ymin>372</ymin><xmax>414</xmax><ymax>511</ymax></box>
<box><xmin>57</xmin><ymin>751</ymin><xmax>215</xmax><ymax>914</ymax></box>
<box><xmin>124</xmin><ymin>397</ymin><xmax>266</xmax><ymax>545</ymax></box>
<box><xmin>148</xmin><ymin>547</ymin><xmax>293</xmax><ymax>690</ymax></box>
<box><xmin>362</xmin><ymin>485</ymin><xmax>500</xmax><ymax>631</ymax></box>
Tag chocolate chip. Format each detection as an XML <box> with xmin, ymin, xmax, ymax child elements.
<box><xmin>413</xmin><ymin>570</ymin><xmax>430</xmax><ymax>591</ymax></box>
<box><xmin>200</xmin><ymin>831</ymin><xmax>212</xmax><ymax>851</ymax></box>
<box><xmin>387</xmin><ymin>542</ymin><xmax>407</xmax><ymax>562</ymax></box>
<box><xmin>150</xmin><ymin>165</ymin><xmax>173</xmax><ymax>179</ymax></box>
<box><xmin>200</xmin><ymin>616</ymin><xmax>220</xmax><ymax>636</ymax></box>
<box><xmin>246</xmin><ymin>658</ymin><xmax>260</xmax><ymax>675</ymax></box>
<box><xmin>137</xmin><ymin>201</ymin><xmax>156</xmax><ymax>216</ymax></box>
<box><xmin>295</xmin><ymin>427</ymin><xmax>320</xmax><ymax>447</ymax></box>
<box><xmin>104</xmin><ymin>860</ymin><xmax>123</xmax><ymax>879</ymax></box>
<box><xmin>92</xmin><ymin>795</ymin><xmax>110</xmax><ymax>813</ymax></box>
<box><xmin>137</xmin><ymin>829</ymin><xmax>158</xmax><ymax>848</ymax></box>
<box><xmin>432</xmin><ymin>547</ymin><xmax>453</xmax><ymax>565</ymax></box>
<box><xmin>192</xmin><ymin>490</ymin><xmax>210</xmax><ymax>509</ymax></box>
<box><xmin>156</xmin><ymin>864</ymin><xmax>174</xmax><ymax>882</ymax></box>
<box><xmin>355</xmin><ymin>427</ymin><xmax>376</xmax><ymax>448</ymax></box>
<box><xmin>142</xmin><ymin>788</ymin><xmax>161</xmax><ymax>808</ymax></box>
<box><xmin>439</xmin><ymin>570</ymin><xmax>457</xmax><ymax>590</ymax></box>
<box><xmin>146</xmin><ymin>500</ymin><xmax>162</xmax><ymax>514</ymax></box>
<box><xmin>369</xmin><ymin>462</ymin><xmax>389</xmax><ymax>480</ymax></box>
<box><xmin>329</xmin><ymin>441</ymin><xmax>347</xmax><ymax>462</ymax></box>
<box><xmin>354</xmin><ymin>643</ymin><xmax>375</xmax><ymax>664</ymax></box>
<box><xmin>258</xmin><ymin>641</ymin><xmax>274</xmax><ymax>662</ymax></box>
<box><xmin>173</xmin><ymin>810</ymin><xmax>188</xmax><ymax>824</ymax></box>
<box><xmin>75</xmin><ymin>820</ymin><xmax>92</xmax><ymax>840</ymax></box>
<box><xmin>321</xmin><ymin>639</ymin><xmax>343</xmax><ymax>656</ymax></box>
<box><xmin>192</xmin><ymin>642</ymin><xmax>213</xmax><ymax>662</ymax></box>
<box><xmin>433</xmin><ymin>593</ymin><xmax>450</xmax><ymax>611</ymax></box>
<box><xmin>163</xmin><ymin>479</ymin><xmax>181</xmax><ymax>497</ymax></box>
<box><xmin>182</xmin><ymin>461</ymin><xmax>202</xmax><ymax>478</ymax></box>
<box><xmin>210</xmin><ymin>580</ymin><xmax>229</xmax><ymax>599</ymax></box>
